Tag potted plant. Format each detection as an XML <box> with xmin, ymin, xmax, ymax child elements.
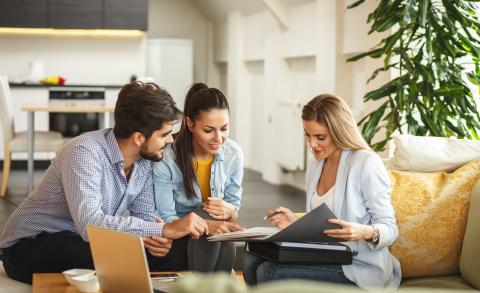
<box><xmin>347</xmin><ymin>0</ymin><xmax>480</xmax><ymax>150</ymax></box>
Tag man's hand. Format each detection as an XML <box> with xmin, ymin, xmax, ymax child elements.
<box><xmin>205</xmin><ymin>220</ymin><xmax>244</xmax><ymax>236</ymax></box>
<box><xmin>203</xmin><ymin>197</ymin><xmax>237</xmax><ymax>221</ymax></box>
<box><xmin>162</xmin><ymin>212</ymin><xmax>208</xmax><ymax>240</ymax></box>
<box><xmin>143</xmin><ymin>236</ymin><xmax>172</xmax><ymax>257</ymax></box>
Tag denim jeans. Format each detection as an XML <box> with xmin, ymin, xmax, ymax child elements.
<box><xmin>243</xmin><ymin>251</ymin><xmax>355</xmax><ymax>286</ymax></box>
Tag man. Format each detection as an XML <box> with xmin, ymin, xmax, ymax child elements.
<box><xmin>0</xmin><ymin>82</ymin><xmax>208</xmax><ymax>284</ymax></box>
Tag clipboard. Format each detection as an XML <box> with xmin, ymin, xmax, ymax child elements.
<box><xmin>207</xmin><ymin>203</ymin><xmax>342</xmax><ymax>243</ymax></box>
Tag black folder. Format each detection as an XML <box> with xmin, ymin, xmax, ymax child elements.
<box><xmin>246</xmin><ymin>241</ymin><xmax>353</xmax><ymax>265</ymax></box>
<box><xmin>243</xmin><ymin>203</ymin><xmax>353</xmax><ymax>264</ymax></box>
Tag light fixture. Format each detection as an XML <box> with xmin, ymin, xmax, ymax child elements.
<box><xmin>0</xmin><ymin>27</ymin><xmax>144</xmax><ymax>37</ymax></box>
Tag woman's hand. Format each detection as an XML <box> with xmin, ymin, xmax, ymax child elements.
<box><xmin>266</xmin><ymin>206</ymin><xmax>297</xmax><ymax>229</ymax></box>
<box><xmin>203</xmin><ymin>197</ymin><xmax>237</xmax><ymax>221</ymax></box>
<box><xmin>205</xmin><ymin>220</ymin><xmax>244</xmax><ymax>236</ymax></box>
<box><xmin>323</xmin><ymin>219</ymin><xmax>375</xmax><ymax>241</ymax></box>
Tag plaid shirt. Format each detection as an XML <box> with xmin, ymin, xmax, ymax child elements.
<box><xmin>0</xmin><ymin>129</ymin><xmax>163</xmax><ymax>248</ymax></box>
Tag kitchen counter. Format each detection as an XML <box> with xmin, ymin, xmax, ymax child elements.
<box><xmin>9</xmin><ymin>83</ymin><xmax>124</xmax><ymax>89</ymax></box>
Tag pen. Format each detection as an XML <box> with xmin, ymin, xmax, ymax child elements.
<box><xmin>263</xmin><ymin>210</ymin><xmax>280</xmax><ymax>220</ymax></box>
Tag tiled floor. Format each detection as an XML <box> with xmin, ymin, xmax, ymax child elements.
<box><xmin>0</xmin><ymin>167</ymin><xmax>306</xmax><ymax>235</ymax></box>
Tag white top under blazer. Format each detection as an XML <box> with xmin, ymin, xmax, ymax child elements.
<box><xmin>310</xmin><ymin>185</ymin><xmax>334</xmax><ymax>211</ymax></box>
<box><xmin>305</xmin><ymin>149</ymin><xmax>401</xmax><ymax>289</ymax></box>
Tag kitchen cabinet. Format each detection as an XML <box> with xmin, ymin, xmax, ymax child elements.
<box><xmin>0</xmin><ymin>0</ymin><xmax>148</xmax><ymax>30</ymax></box>
<box><xmin>104</xmin><ymin>0</ymin><xmax>147</xmax><ymax>31</ymax></box>
<box><xmin>48</xmin><ymin>0</ymin><xmax>103</xmax><ymax>29</ymax></box>
<box><xmin>0</xmin><ymin>0</ymin><xmax>48</xmax><ymax>28</ymax></box>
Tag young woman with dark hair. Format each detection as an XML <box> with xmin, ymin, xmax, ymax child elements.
<box><xmin>153</xmin><ymin>83</ymin><xmax>244</xmax><ymax>272</ymax></box>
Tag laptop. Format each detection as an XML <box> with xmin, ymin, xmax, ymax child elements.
<box><xmin>87</xmin><ymin>225</ymin><xmax>180</xmax><ymax>293</ymax></box>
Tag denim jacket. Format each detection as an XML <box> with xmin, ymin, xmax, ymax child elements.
<box><xmin>153</xmin><ymin>139</ymin><xmax>244</xmax><ymax>223</ymax></box>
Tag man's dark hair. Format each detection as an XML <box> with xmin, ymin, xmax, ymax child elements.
<box><xmin>113</xmin><ymin>81</ymin><xmax>182</xmax><ymax>139</ymax></box>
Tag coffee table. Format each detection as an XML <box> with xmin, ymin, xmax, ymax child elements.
<box><xmin>33</xmin><ymin>271</ymin><xmax>245</xmax><ymax>293</ymax></box>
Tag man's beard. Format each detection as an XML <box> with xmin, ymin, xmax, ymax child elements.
<box><xmin>140</xmin><ymin>143</ymin><xmax>163</xmax><ymax>162</ymax></box>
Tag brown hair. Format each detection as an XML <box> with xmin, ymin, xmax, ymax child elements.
<box><xmin>302</xmin><ymin>94</ymin><xmax>371</xmax><ymax>151</ymax></box>
<box><xmin>174</xmin><ymin>83</ymin><xmax>230</xmax><ymax>198</ymax></box>
<box><xmin>113</xmin><ymin>81</ymin><xmax>182</xmax><ymax>139</ymax></box>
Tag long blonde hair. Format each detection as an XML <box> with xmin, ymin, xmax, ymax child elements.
<box><xmin>302</xmin><ymin>94</ymin><xmax>371</xmax><ymax>151</ymax></box>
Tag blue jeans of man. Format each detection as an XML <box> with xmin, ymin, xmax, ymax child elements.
<box><xmin>243</xmin><ymin>251</ymin><xmax>356</xmax><ymax>286</ymax></box>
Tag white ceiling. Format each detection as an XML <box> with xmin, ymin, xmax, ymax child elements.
<box><xmin>190</xmin><ymin>0</ymin><xmax>316</xmax><ymax>21</ymax></box>
<box><xmin>190</xmin><ymin>0</ymin><xmax>266</xmax><ymax>21</ymax></box>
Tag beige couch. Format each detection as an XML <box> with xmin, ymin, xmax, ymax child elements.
<box><xmin>395</xmin><ymin>179</ymin><xmax>480</xmax><ymax>291</ymax></box>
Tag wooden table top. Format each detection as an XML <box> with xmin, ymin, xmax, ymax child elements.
<box><xmin>21</xmin><ymin>103</ymin><xmax>115</xmax><ymax>113</ymax></box>
<box><xmin>33</xmin><ymin>271</ymin><xmax>245</xmax><ymax>293</ymax></box>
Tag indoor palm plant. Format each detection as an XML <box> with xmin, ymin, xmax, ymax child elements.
<box><xmin>347</xmin><ymin>0</ymin><xmax>480</xmax><ymax>150</ymax></box>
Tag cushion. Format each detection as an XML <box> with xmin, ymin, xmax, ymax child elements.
<box><xmin>389</xmin><ymin>160</ymin><xmax>480</xmax><ymax>278</ymax></box>
<box><xmin>460</xmin><ymin>180</ymin><xmax>480</xmax><ymax>289</ymax></box>
<box><xmin>385</xmin><ymin>135</ymin><xmax>480</xmax><ymax>172</ymax></box>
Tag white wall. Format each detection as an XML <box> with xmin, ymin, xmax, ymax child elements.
<box><xmin>0</xmin><ymin>35</ymin><xmax>145</xmax><ymax>85</ymax></box>
<box><xmin>245</xmin><ymin>60</ymin><xmax>265</xmax><ymax>171</ymax></box>
<box><xmin>148</xmin><ymin>0</ymin><xmax>209</xmax><ymax>83</ymax></box>
<box><xmin>209</xmin><ymin>0</ymin><xmax>392</xmax><ymax>189</ymax></box>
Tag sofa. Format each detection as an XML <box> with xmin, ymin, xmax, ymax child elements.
<box><xmin>396</xmin><ymin>179</ymin><xmax>480</xmax><ymax>291</ymax></box>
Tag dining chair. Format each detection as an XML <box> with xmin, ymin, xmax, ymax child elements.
<box><xmin>0</xmin><ymin>76</ymin><xmax>65</xmax><ymax>197</ymax></box>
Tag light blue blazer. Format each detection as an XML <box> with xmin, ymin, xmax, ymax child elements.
<box><xmin>305</xmin><ymin>149</ymin><xmax>401</xmax><ymax>289</ymax></box>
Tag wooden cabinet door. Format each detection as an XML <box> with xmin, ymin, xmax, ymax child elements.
<box><xmin>104</xmin><ymin>0</ymin><xmax>147</xmax><ymax>31</ymax></box>
<box><xmin>0</xmin><ymin>0</ymin><xmax>48</xmax><ymax>28</ymax></box>
<box><xmin>48</xmin><ymin>0</ymin><xmax>103</xmax><ymax>29</ymax></box>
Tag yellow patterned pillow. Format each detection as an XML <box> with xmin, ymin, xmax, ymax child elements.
<box><xmin>389</xmin><ymin>159</ymin><xmax>480</xmax><ymax>278</ymax></box>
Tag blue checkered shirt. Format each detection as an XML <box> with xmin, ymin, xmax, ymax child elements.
<box><xmin>0</xmin><ymin>129</ymin><xmax>164</xmax><ymax>248</ymax></box>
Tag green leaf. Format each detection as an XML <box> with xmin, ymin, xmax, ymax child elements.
<box><xmin>434</xmin><ymin>86</ymin><xmax>466</xmax><ymax>96</ymax></box>
<box><xmin>419</xmin><ymin>0</ymin><xmax>429</xmax><ymax>27</ymax></box>
<box><xmin>347</xmin><ymin>0</ymin><xmax>365</xmax><ymax>9</ymax></box>
<box><xmin>364</xmin><ymin>75</ymin><xmax>408</xmax><ymax>101</ymax></box>
<box><xmin>360</xmin><ymin>102</ymin><xmax>388</xmax><ymax>143</ymax></box>
<box><xmin>347</xmin><ymin>48</ymin><xmax>383</xmax><ymax>62</ymax></box>
<box><xmin>367</xmin><ymin>63</ymin><xmax>397</xmax><ymax>83</ymax></box>
<box><xmin>467</xmin><ymin>73</ymin><xmax>480</xmax><ymax>85</ymax></box>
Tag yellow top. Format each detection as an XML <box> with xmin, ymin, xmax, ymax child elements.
<box><xmin>194</xmin><ymin>157</ymin><xmax>214</xmax><ymax>202</ymax></box>
<box><xmin>294</xmin><ymin>213</ymin><xmax>306</xmax><ymax>219</ymax></box>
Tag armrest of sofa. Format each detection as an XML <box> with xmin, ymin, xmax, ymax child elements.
<box><xmin>460</xmin><ymin>179</ymin><xmax>480</xmax><ymax>289</ymax></box>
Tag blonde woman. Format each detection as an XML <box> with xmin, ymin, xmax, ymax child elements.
<box><xmin>244</xmin><ymin>94</ymin><xmax>401</xmax><ymax>289</ymax></box>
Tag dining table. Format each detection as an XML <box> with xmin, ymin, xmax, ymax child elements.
<box><xmin>21</xmin><ymin>102</ymin><xmax>115</xmax><ymax>193</ymax></box>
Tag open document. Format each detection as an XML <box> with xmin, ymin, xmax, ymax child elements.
<box><xmin>208</xmin><ymin>203</ymin><xmax>342</xmax><ymax>243</ymax></box>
